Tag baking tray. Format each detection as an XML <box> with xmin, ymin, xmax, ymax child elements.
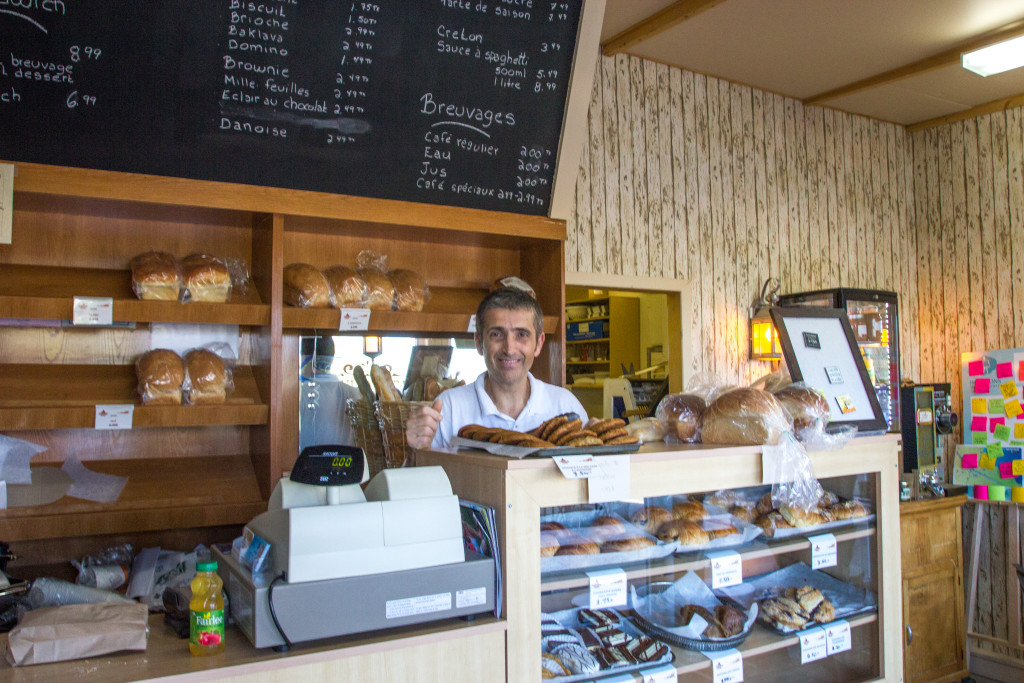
<box><xmin>541</xmin><ymin>510</ymin><xmax>676</xmax><ymax>574</ymax></box>
<box><xmin>628</xmin><ymin>578</ymin><xmax>757</xmax><ymax>652</ymax></box>
<box><xmin>451</xmin><ymin>435</ymin><xmax>640</xmax><ymax>459</ymax></box>
<box><xmin>612</xmin><ymin>498</ymin><xmax>764</xmax><ymax>554</ymax></box>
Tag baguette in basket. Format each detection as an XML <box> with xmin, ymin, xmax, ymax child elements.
<box><xmin>371</xmin><ymin>365</ymin><xmax>403</xmax><ymax>402</ymax></box>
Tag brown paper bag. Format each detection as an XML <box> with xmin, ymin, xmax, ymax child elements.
<box><xmin>6</xmin><ymin>602</ymin><xmax>149</xmax><ymax>666</ymax></box>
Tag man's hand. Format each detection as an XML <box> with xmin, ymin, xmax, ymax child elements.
<box><xmin>405</xmin><ymin>398</ymin><xmax>443</xmax><ymax>450</ymax></box>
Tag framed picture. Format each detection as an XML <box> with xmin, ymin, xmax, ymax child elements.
<box><xmin>770</xmin><ymin>306</ymin><xmax>888</xmax><ymax>434</ymax></box>
<box><xmin>404</xmin><ymin>345</ymin><xmax>454</xmax><ymax>390</ymax></box>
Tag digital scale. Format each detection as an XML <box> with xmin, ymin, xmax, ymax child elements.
<box><xmin>214</xmin><ymin>445</ymin><xmax>496</xmax><ymax>649</ymax></box>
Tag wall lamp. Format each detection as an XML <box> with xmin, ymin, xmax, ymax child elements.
<box><xmin>363</xmin><ymin>335</ymin><xmax>383</xmax><ymax>361</ymax></box>
<box><xmin>750</xmin><ymin>278</ymin><xmax>782</xmax><ymax>362</ymax></box>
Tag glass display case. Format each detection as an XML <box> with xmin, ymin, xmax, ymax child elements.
<box><xmin>778</xmin><ymin>289</ymin><xmax>900</xmax><ymax>432</ymax></box>
<box><xmin>419</xmin><ymin>436</ymin><xmax>903</xmax><ymax>682</ymax></box>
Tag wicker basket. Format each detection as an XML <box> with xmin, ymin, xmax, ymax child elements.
<box><xmin>375</xmin><ymin>401</ymin><xmax>415</xmax><ymax>469</ymax></box>
<box><xmin>345</xmin><ymin>398</ymin><xmax>387</xmax><ymax>477</ymax></box>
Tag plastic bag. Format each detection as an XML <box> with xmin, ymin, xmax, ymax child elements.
<box><xmin>356</xmin><ymin>250</ymin><xmax>395</xmax><ymax>310</ymax></box>
<box><xmin>23</xmin><ymin>578</ymin><xmax>134</xmax><ymax>610</ymax></box>
<box><xmin>763</xmin><ymin>433</ymin><xmax>825</xmax><ymax>512</ymax></box>
<box><xmin>179</xmin><ymin>253</ymin><xmax>232</xmax><ymax>303</ymax></box>
<box><xmin>182</xmin><ymin>344</ymin><xmax>236</xmax><ymax>406</ymax></box>
<box><xmin>73</xmin><ymin>543</ymin><xmax>134</xmax><ymax>589</ymax></box>
<box><xmin>283</xmin><ymin>263</ymin><xmax>330</xmax><ymax>308</ymax></box>
<box><xmin>135</xmin><ymin>349</ymin><xmax>184</xmax><ymax>405</ymax></box>
<box><xmin>700</xmin><ymin>387</ymin><xmax>793</xmax><ymax>446</ymax></box>
<box><xmin>771</xmin><ymin>381</ymin><xmax>857</xmax><ymax>450</ymax></box>
<box><xmin>749</xmin><ymin>366</ymin><xmax>792</xmax><ymax>394</ymax></box>
<box><xmin>683</xmin><ymin>372</ymin><xmax>737</xmax><ymax>405</ymax></box>
<box><xmin>324</xmin><ymin>265</ymin><xmax>369</xmax><ymax>308</ymax></box>
<box><xmin>0</xmin><ymin>434</ymin><xmax>48</xmax><ymax>484</ymax></box>
<box><xmin>389</xmin><ymin>268</ymin><xmax>430</xmax><ymax>312</ymax></box>
<box><xmin>623</xmin><ymin>417</ymin><xmax>669</xmax><ymax>443</ymax></box>
<box><xmin>654</xmin><ymin>393</ymin><xmax>707</xmax><ymax>443</ymax></box>
<box><xmin>129</xmin><ymin>250</ymin><xmax>182</xmax><ymax>302</ymax></box>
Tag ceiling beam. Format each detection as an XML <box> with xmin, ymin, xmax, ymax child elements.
<box><xmin>804</xmin><ymin>18</ymin><xmax>1024</xmax><ymax>106</ymax></box>
<box><xmin>907</xmin><ymin>92</ymin><xmax>1024</xmax><ymax>132</ymax></box>
<box><xmin>602</xmin><ymin>0</ymin><xmax>728</xmax><ymax>55</ymax></box>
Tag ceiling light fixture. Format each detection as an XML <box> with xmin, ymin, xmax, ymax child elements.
<box><xmin>962</xmin><ymin>34</ymin><xmax>1024</xmax><ymax>77</ymax></box>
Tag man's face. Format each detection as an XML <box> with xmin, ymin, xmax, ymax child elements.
<box><xmin>476</xmin><ymin>307</ymin><xmax>544</xmax><ymax>389</ymax></box>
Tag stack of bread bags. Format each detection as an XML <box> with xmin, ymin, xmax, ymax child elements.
<box><xmin>539</xmin><ymin>508</ymin><xmax>677</xmax><ymax>574</ymax></box>
<box><xmin>629</xmin><ymin>571</ymin><xmax>757</xmax><ymax>648</ymax></box>
<box><xmin>617</xmin><ymin>495</ymin><xmax>764</xmax><ymax>555</ymax></box>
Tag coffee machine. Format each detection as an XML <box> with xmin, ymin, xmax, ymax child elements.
<box><xmin>900</xmin><ymin>383</ymin><xmax>958</xmax><ymax>497</ymax></box>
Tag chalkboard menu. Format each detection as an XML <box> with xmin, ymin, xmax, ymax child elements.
<box><xmin>0</xmin><ymin>1</ymin><xmax>582</xmax><ymax>215</ymax></box>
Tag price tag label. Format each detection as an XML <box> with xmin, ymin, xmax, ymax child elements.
<box><xmin>338</xmin><ymin>308</ymin><xmax>371</xmax><ymax>331</ymax></box>
<box><xmin>641</xmin><ymin>663</ymin><xmax>677</xmax><ymax>683</ymax></box>
<box><xmin>808</xmin><ymin>532</ymin><xmax>837</xmax><ymax>569</ymax></box>
<box><xmin>704</xmin><ymin>648</ymin><xmax>743</xmax><ymax>683</ymax></box>
<box><xmin>706</xmin><ymin>550</ymin><xmax>742</xmax><ymax>588</ymax></box>
<box><xmin>826</xmin><ymin>619</ymin><xmax>852</xmax><ymax>654</ymax></box>
<box><xmin>552</xmin><ymin>454</ymin><xmax>598</xmax><ymax>479</ymax></box>
<box><xmin>95</xmin><ymin>404</ymin><xmax>134</xmax><ymax>430</ymax></box>
<box><xmin>73</xmin><ymin>296</ymin><xmax>113</xmax><ymax>326</ymax></box>
<box><xmin>800</xmin><ymin>626</ymin><xmax>827</xmax><ymax>663</ymax></box>
<box><xmin>587</xmin><ymin>454</ymin><xmax>630</xmax><ymax>503</ymax></box>
<box><xmin>467</xmin><ymin>314</ymin><xmax>477</xmax><ymax>333</ymax></box>
<box><xmin>586</xmin><ymin>568</ymin><xmax>626</xmax><ymax>609</ymax></box>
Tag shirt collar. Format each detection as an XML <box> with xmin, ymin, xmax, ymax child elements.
<box><xmin>475</xmin><ymin>372</ymin><xmax>538</xmax><ymax>418</ymax></box>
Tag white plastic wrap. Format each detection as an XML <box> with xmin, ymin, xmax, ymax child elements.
<box><xmin>763</xmin><ymin>433</ymin><xmax>825</xmax><ymax>512</ymax></box>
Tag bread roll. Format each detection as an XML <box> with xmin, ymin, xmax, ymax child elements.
<box><xmin>700</xmin><ymin>387</ymin><xmax>793</xmax><ymax>445</ymax></box>
<box><xmin>630</xmin><ymin>505</ymin><xmax>673</xmax><ymax>534</ymax></box>
<box><xmin>779</xmin><ymin>506</ymin><xmax>831</xmax><ymax>528</ymax></box>
<box><xmin>184</xmin><ymin>349</ymin><xmax>229</xmax><ymax>405</ymax></box>
<box><xmin>283</xmin><ymin>263</ymin><xmax>330</xmax><ymax>308</ymax></box>
<box><xmin>773</xmin><ymin>384</ymin><xmax>829</xmax><ymax>431</ymax></box>
<box><xmin>601</xmin><ymin>535</ymin><xmax>655</xmax><ymax>553</ymax></box>
<box><xmin>656</xmin><ymin>519</ymin><xmax>710</xmax><ymax>545</ymax></box>
<box><xmin>702</xmin><ymin>520</ymin><xmax>739</xmax><ymax>540</ymax></box>
<box><xmin>357</xmin><ymin>267</ymin><xmax>395</xmax><ymax>310</ymax></box>
<box><xmin>370</xmin><ymin>365</ymin><xmax>402</xmax><ymax>402</ymax></box>
<box><xmin>588</xmin><ymin>515</ymin><xmax>626</xmax><ymax>541</ymax></box>
<box><xmin>130</xmin><ymin>251</ymin><xmax>181</xmax><ymax>301</ymax></box>
<box><xmin>388</xmin><ymin>269</ymin><xmax>428</xmax><ymax>312</ymax></box>
<box><xmin>672</xmin><ymin>501</ymin><xmax>708</xmax><ymax>521</ymax></box>
<box><xmin>181</xmin><ymin>253</ymin><xmax>231</xmax><ymax>303</ymax></box>
<box><xmin>554</xmin><ymin>537</ymin><xmax>600</xmax><ymax>555</ymax></box>
<box><xmin>136</xmin><ymin>349</ymin><xmax>184</xmax><ymax>405</ymax></box>
<box><xmin>655</xmin><ymin>393</ymin><xmax>707</xmax><ymax>442</ymax></box>
<box><xmin>540</xmin><ymin>531</ymin><xmax>560</xmax><ymax>557</ymax></box>
<box><xmin>323</xmin><ymin>265</ymin><xmax>367</xmax><ymax>308</ymax></box>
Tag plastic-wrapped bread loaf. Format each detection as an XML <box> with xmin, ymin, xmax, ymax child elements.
<box><xmin>181</xmin><ymin>253</ymin><xmax>232</xmax><ymax>303</ymax></box>
<box><xmin>773</xmin><ymin>383</ymin><xmax>830</xmax><ymax>431</ymax></box>
<box><xmin>135</xmin><ymin>349</ymin><xmax>184</xmax><ymax>405</ymax></box>
<box><xmin>130</xmin><ymin>251</ymin><xmax>181</xmax><ymax>301</ymax></box>
<box><xmin>655</xmin><ymin>393</ymin><xmax>707</xmax><ymax>442</ymax></box>
<box><xmin>283</xmin><ymin>263</ymin><xmax>330</xmax><ymax>308</ymax></box>
<box><xmin>324</xmin><ymin>265</ymin><xmax>367</xmax><ymax>308</ymax></box>
<box><xmin>357</xmin><ymin>266</ymin><xmax>395</xmax><ymax>310</ymax></box>
<box><xmin>388</xmin><ymin>269</ymin><xmax>429</xmax><ymax>312</ymax></box>
<box><xmin>183</xmin><ymin>349</ymin><xmax>231</xmax><ymax>405</ymax></box>
<box><xmin>700</xmin><ymin>387</ymin><xmax>793</xmax><ymax>445</ymax></box>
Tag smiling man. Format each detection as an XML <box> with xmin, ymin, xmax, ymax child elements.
<box><xmin>405</xmin><ymin>287</ymin><xmax>586</xmax><ymax>451</ymax></box>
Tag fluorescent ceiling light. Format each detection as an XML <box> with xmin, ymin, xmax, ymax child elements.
<box><xmin>962</xmin><ymin>35</ymin><xmax>1024</xmax><ymax>77</ymax></box>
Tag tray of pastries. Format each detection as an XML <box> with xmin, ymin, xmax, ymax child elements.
<box><xmin>540</xmin><ymin>510</ymin><xmax>676</xmax><ymax>573</ymax></box>
<box><xmin>540</xmin><ymin>607</ymin><xmax>673</xmax><ymax>680</ymax></box>
<box><xmin>697</xmin><ymin>486</ymin><xmax>873</xmax><ymax>540</ymax></box>
<box><xmin>614</xmin><ymin>497</ymin><xmax>763</xmax><ymax>554</ymax></box>
<box><xmin>451</xmin><ymin>415</ymin><xmax>641</xmax><ymax>459</ymax></box>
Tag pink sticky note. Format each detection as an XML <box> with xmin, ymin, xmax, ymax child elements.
<box><xmin>975</xmin><ymin>485</ymin><xmax>990</xmax><ymax>500</ymax></box>
<box><xmin>969</xmin><ymin>360</ymin><xmax>985</xmax><ymax>376</ymax></box>
<box><xmin>998</xmin><ymin>362</ymin><xmax>1013</xmax><ymax>378</ymax></box>
<box><xmin>1000</xmin><ymin>462</ymin><xmax>1015</xmax><ymax>478</ymax></box>
<box><xmin>991</xmin><ymin>417</ymin><xmax>1006</xmax><ymax>433</ymax></box>
<box><xmin>972</xmin><ymin>416</ymin><xmax>988</xmax><ymax>431</ymax></box>
<box><xmin>1019</xmin><ymin>360</ymin><xmax>1024</xmax><ymax>381</ymax></box>
<box><xmin>975</xmin><ymin>378</ymin><xmax>991</xmax><ymax>393</ymax></box>
<box><xmin>962</xmin><ymin>453</ymin><xmax>979</xmax><ymax>469</ymax></box>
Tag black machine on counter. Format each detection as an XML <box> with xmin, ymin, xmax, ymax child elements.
<box><xmin>900</xmin><ymin>383</ymin><xmax>959</xmax><ymax>497</ymax></box>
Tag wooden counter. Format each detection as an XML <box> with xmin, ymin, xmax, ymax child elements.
<box><xmin>0</xmin><ymin>613</ymin><xmax>505</xmax><ymax>682</ymax></box>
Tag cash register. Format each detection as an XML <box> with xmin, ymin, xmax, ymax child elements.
<box><xmin>213</xmin><ymin>445</ymin><xmax>496</xmax><ymax>649</ymax></box>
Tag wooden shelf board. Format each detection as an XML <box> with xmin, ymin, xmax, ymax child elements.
<box><xmin>565</xmin><ymin>316</ymin><xmax>609</xmax><ymax>324</ymax></box>
<box><xmin>0</xmin><ymin>364</ymin><xmax>268</xmax><ymax>430</ymax></box>
<box><xmin>283</xmin><ymin>308</ymin><xmax>559</xmax><ymax>336</ymax></box>
<box><xmin>0</xmin><ymin>264</ymin><xmax>269</xmax><ymax>325</ymax></box>
<box><xmin>0</xmin><ymin>455</ymin><xmax>265</xmax><ymax>541</ymax></box>
<box><xmin>540</xmin><ymin>526</ymin><xmax>876</xmax><ymax>592</ymax></box>
<box><xmin>566</xmin><ymin>337</ymin><xmax>609</xmax><ymax>344</ymax></box>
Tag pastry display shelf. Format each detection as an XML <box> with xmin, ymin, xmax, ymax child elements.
<box><xmin>540</xmin><ymin>526</ymin><xmax>876</xmax><ymax>593</ymax></box>
<box><xmin>0</xmin><ymin>264</ymin><xmax>270</xmax><ymax>326</ymax></box>
<box><xmin>0</xmin><ymin>364</ymin><xmax>267</xmax><ymax>430</ymax></box>
<box><xmin>0</xmin><ymin>454</ymin><xmax>264</xmax><ymax>542</ymax></box>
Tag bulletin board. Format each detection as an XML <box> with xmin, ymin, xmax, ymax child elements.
<box><xmin>957</xmin><ymin>347</ymin><xmax>1024</xmax><ymax>501</ymax></box>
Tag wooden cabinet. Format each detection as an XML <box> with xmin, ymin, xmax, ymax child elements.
<box><xmin>900</xmin><ymin>495</ymin><xmax>969</xmax><ymax>683</ymax></box>
<box><xmin>0</xmin><ymin>161</ymin><xmax>565</xmax><ymax>574</ymax></box>
<box><xmin>565</xmin><ymin>294</ymin><xmax>640</xmax><ymax>380</ymax></box>
<box><xmin>420</xmin><ymin>435</ymin><xmax>905</xmax><ymax>682</ymax></box>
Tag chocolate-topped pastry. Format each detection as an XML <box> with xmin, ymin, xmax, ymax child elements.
<box><xmin>577</xmin><ymin>608</ymin><xmax>617</xmax><ymax>628</ymax></box>
<box><xmin>715</xmin><ymin>604</ymin><xmax>747</xmax><ymax>636</ymax></box>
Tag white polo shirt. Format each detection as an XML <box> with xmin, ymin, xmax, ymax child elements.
<box><xmin>431</xmin><ymin>372</ymin><xmax>587</xmax><ymax>448</ymax></box>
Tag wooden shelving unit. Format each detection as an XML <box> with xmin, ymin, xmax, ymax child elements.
<box><xmin>0</xmin><ymin>161</ymin><xmax>566</xmax><ymax>571</ymax></box>
<box><xmin>565</xmin><ymin>294</ymin><xmax>639</xmax><ymax>378</ymax></box>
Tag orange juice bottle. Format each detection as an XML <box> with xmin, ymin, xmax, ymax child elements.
<box><xmin>189</xmin><ymin>561</ymin><xmax>225</xmax><ymax>656</ymax></box>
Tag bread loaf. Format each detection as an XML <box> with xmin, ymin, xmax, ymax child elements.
<box><xmin>773</xmin><ymin>384</ymin><xmax>829</xmax><ymax>431</ymax></box>
<box><xmin>184</xmin><ymin>349</ymin><xmax>229</xmax><ymax>405</ymax></box>
<box><xmin>655</xmin><ymin>393</ymin><xmax>707</xmax><ymax>442</ymax></box>
<box><xmin>283</xmin><ymin>263</ymin><xmax>330</xmax><ymax>308</ymax></box>
<box><xmin>323</xmin><ymin>265</ymin><xmax>367</xmax><ymax>308</ymax></box>
<box><xmin>388</xmin><ymin>269</ymin><xmax>428</xmax><ymax>312</ymax></box>
<box><xmin>130</xmin><ymin>251</ymin><xmax>181</xmax><ymax>301</ymax></box>
<box><xmin>700</xmin><ymin>387</ymin><xmax>793</xmax><ymax>445</ymax></box>
<box><xmin>357</xmin><ymin>267</ymin><xmax>395</xmax><ymax>310</ymax></box>
<box><xmin>136</xmin><ymin>349</ymin><xmax>184</xmax><ymax>405</ymax></box>
<box><xmin>370</xmin><ymin>365</ymin><xmax>402</xmax><ymax>402</ymax></box>
<box><xmin>181</xmin><ymin>253</ymin><xmax>231</xmax><ymax>303</ymax></box>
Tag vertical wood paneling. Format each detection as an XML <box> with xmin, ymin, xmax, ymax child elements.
<box><xmin>631</xmin><ymin>58</ymin><xmax>650</xmax><ymax>278</ymax></box>
<box><xmin>824</xmin><ymin>110</ymin><xmax>840</xmax><ymax>287</ymax></box>
<box><xmin>951</xmin><ymin>123</ymin><xmax>970</xmax><ymax>410</ymax></box>
<box><xmin>657</xmin><ymin>63</ymin><xmax>674</xmax><ymax>279</ymax></box>
<box><xmin>763</xmin><ymin>93</ymin><xmax>780</xmax><ymax>286</ymax></box>
<box><xmin>913</xmin><ymin>133</ymin><xmax>932</xmax><ymax>382</ymax></box>
<box><xmin>669</xmin><ymin>67</ymin><xmax>686</xmax><ymax>283</ymax></box>
<box><xmin>682</xmin><ymin>69</ymin><xmax>702</xmax><ymax>374</ymax></box>
<box><xmin>602</xmin><ymin>56</ymin><xmax>620</xmax><ymax>275</ymax></box>
<box><xmin>775</xmin><ymin>95</ymin><xmax>792</xmax><ymax>294</ymax></box>
<box><xmin>719</xmin><ymin>80</ymin><xmax>737</xmax><ymax>376</ymax></box>
<box><xmin>978</xmin><ymin>115</ymin><xmax>998</xmax><ymax>351</ymax></box>
<box><xmin>707</xmin><ymin>78</ymin><xmax>726</xmax><ymax>375</ymax></box>
<box><xmin>1008</xmin><ymin>109</ymin><xmax>1024</xmax><ymax>345</ymax></box>
<box><xmin>694</xmin><ymin>73</ymin><xmax>714</xmax><ymax>376</ymax></box>
<box><xmin>991</xmin><ymin>113</ymin><xmax>1012</xmax><ymax>348</ymax></box>
<box><xmin>585</xmin><ymin>56</ymin><xmax>603</xmax><ymax>276</ymax></box>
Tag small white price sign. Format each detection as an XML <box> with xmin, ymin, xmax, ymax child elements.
<box><xmin>338</xmin><ymin>308</ymin><xmax>371</xmax><ymax>331</ymax></box>
<box><xmin>587</xmin><ymin>454</ymin><xmax>630</xmax><ymax>503</ymax></box>
<box><xmin>800</xmin><ymin>626</ymin><xmax>827</xmax><ymax>663</ymax></box>
<box><xmin>95</xmin><ymin>404</ymin><xmax>134</xmax><ymax>430</ymax></box>
<box><xmin>704</xmin><ymin>648</ymin><xmax>743</xmax><ymax>683</ymax></box>
<box><xmin>73</xmin><ymin>296</ymin><xmax>113</xmax><ymax>326</ymax></box>
<box><xmin>809</xmin><ymin>532</ymin><xmax>838</xmax><ymax>569</ymax></box>
<box><xmin>641</xmin><ymin>663</ymin><xmax>677</xmax><ymax>683</ymax></box>
<box><xmin>466</xmin><ymin>314</ymin><xmax>477</xmax><ymax>333</ymax></box>
<box><xmin>586</xmin><ymin>568</ymin><xmax>626</xmax><ymax>609</ymax></box>
<box><xmin>826</xmin><ymin>620</ymin><xmax>852</xmax><ymax>654</ymax></box>
<box><xmin>707</xmin><ymin>550</ymin><xmax>742</xmax><ymax>588</ymax></box>
<box><xmin>553</xmin><ymin>454</ymin><xmax>598</xmax><ymax>479</ymax></box>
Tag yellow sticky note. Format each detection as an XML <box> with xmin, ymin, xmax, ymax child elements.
<box><xmin>1002</xmin><ymin>381</ymin><xmax>1019</xmax><ymax>399</ymax></box>
<box><xmin>973</xmin><ymin>398</ymin><xmax>988</xmax><ymax>413</ymax></box>
<box><xmin>1016</xmin><ymin>423</ymin><xmax>1024</xmax><ymax>439</ymax></box>
<box><xmin>1007</xmin><ymin>399</ymin><xmax>1024</xmax><ymax>419</ymax></box>
<box><xmin>980</xmin><ymin>455</ymin><xmax>997</xmax><ymax>470</ymax></box>
<box><xmin>1013</xmin><ymin>460</ymin><xmax>1024</xmax><ymax>476</ymax></box>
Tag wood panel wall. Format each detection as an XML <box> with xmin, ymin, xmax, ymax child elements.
<box><xmin>568</xmin><ymin>54</ymin><xmax>920</xmax><ymax>388</ymax></box>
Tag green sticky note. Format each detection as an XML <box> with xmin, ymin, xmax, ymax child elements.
<box><xmin>1013</xmin><ymin>441</ymin><xmax>1024</xmax><ymax>446</ymax></box>
<box><xmin>973</xmin><ymin>432</ymin><xmax>989</xmax><ymax>445</ymax></box>
<box><xmin>995</xmin><ymin>424</ymin><xmax>1012</xmax><ymax>441</ymax></box>
<box><xmin>989</xmin><ymin>398</ymin><xmax>1006</xmax><ymax>414</ymax></box>
<box><xmin>988</xmin><ymin>443</ymin><xmax>1004</xmax><ymax>460</ymax></box>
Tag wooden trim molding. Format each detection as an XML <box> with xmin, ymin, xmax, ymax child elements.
<box><xmin>907</xmin><ymin>92</ymin><xmax>1024</xmax><ymax>132</ymax></box>
<box><xmin>601</xmin><ymin>0</ymin><xmax>728</xmax><ymax>56</ymax></box>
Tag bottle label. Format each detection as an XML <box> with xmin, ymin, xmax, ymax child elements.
<box><xmin>190</xmin><ymin>608</ymin><xmax>225</xmax><ymax>648</ymax></box>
